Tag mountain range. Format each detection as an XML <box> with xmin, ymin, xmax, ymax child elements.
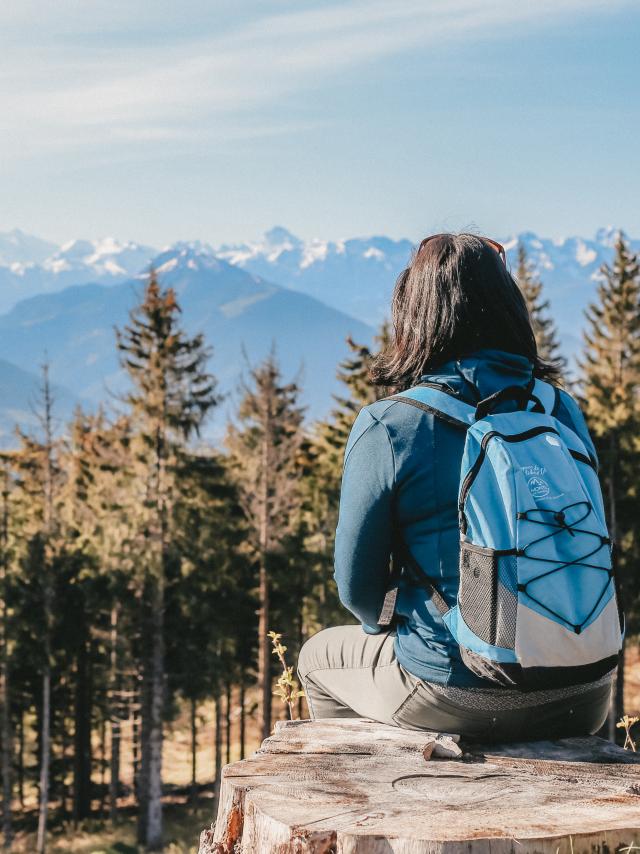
<box><xmin>0</xmin><ymin>243</ymin><xmax>372</xmax><ymax>442</ymax></box>
<box><xmin>217</xmin><ymin>226</ymin><xmax>639</xmax><ymax>354</ymax></box>
<box><xmin>0</xmin><ymin>229</ymin><xmax>156</xmax><ymax>313</ymax></box>
<box><xmin>0</xmin><ymin>225</ymin><xmax>636</xmax><ymax>444</ymax></box>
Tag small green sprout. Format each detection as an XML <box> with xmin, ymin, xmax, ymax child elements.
<box><xmin>268</xmin><ymin>630</ymin><xmax>305</xmax><ymax>720</ymax></box>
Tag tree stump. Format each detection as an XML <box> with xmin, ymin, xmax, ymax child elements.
<box><xmin>199</xmin><ymin>718</ymin><xmax>640</xmax><ymax>853</ymax></box>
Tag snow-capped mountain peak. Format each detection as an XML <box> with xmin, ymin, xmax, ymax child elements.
<box><xmin>301</xmin><ymin>238</ymin><xmax>330</xmax><ymax>269</ymax></box>
<box><xmin>0</xmin><ymin>225</ymin><xmax>638</xmax><ymax>337</ymax></box>
<box><xmin>0</xmin><ymin>229</ymin><xmax>58</xmax><ymax>268</ymax></box>
<box><xmin>217</xmin><ymin>226</ymin><xmax>305</xmax><ymax>267</ymax></box>
<box><xmin>152</xmin><ymin>241</ymin><xmax>220</xmax><ymax>275</ymax></box>
<box><xmin>263</xmin><ymin>226</ymin><xmax>302</xmax><ymax>247</ymax></box>
<box><xmin>0</xmin><ymin>231</ymin><xmax>158</xmax><ymax>313</ymax></box>
<box><xmin>214</xmin><ymin>228</ymin><xmax>414</xmax><ymax>324</ymax></box>
<box><xmin>45</xmin><ymin>237</ymin><xmax>157</xmax><ymax>277</ymax></box>
<box><xmin>212</xmin><ymin>227</ymin><xmax>640</xmax><ymax>332</ymax></box>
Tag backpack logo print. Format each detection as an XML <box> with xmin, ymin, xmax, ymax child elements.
<box><xmin>527</xmin><ymin>476</ymin><xmax>550</xmax><ymax>499</ymax></box>
<box><xmin>523</xmin><ymin>464</ymin><xmax>550</xmax><ymax>499</ymax></box>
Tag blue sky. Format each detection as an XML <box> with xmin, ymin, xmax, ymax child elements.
<box><xmin>1</xmin><ymin>0</ymin><xmax>638</xmax><ymax>246</ymax></box>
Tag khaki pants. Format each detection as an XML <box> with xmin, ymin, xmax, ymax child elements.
<box><xmin>297</xmin><ymin>625</ymin><xmax>612</xmax><ymax>741</ymax></box>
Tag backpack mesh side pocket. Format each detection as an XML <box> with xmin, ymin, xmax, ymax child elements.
<box><xmin>495</xmin><ymin>554</ymin><xmax>518</xmax><ymax>649</ymax></box>
<box><xmin>459</xmin><ymin>543</ymin><xmax>497</xmax><ymax>645</ymax></box>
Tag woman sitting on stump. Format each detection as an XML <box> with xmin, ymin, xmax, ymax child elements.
<box><xmin>297</xmin><ymin>232</ymin><xmax>621</xmax><ymax>741</ymax></box>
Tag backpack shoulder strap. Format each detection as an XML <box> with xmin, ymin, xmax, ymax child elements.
<box><xmin>378</xmin><ymin>535</ymin><xmax>450</xmax><ymax>626</ymax></box>
<box><xmin>387</xmin><ymin>383</ymin><xmax>475</xmax><ymax>429</ymax></box>
<box><xmin>531</xmin><ymin>378</ymin><xmax>558</xmax><ymax>415</ymax></box>
<box><xmin>391</xmin><ymin>380</ymin><xmax>558</xmax><ymax>424</ymax></box>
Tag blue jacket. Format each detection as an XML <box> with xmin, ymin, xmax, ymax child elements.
<box><xmin>334</xmin><ymin>349</ymin><xmax>597</xmax><ymax>687</ymax></box>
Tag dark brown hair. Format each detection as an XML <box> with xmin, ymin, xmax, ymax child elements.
<box><xmin>371</xmin><ymin>233</ymin><xmax>560</xmax><ymax>389</ymax></box>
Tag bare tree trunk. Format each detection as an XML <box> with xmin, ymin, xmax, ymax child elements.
<box><xmin>109</xmin><ymin>717</ymin><xmax>120</xmax><ymax>822</ymax></box>
<box><xmin>0</xmin><ymin>471</ymin><xmax>12</xmax><ymax>851</ymax></box>
<box><xmin>213</xmin><ymin>692</ymin><xmax>222</xmax><ymax>809</ymax></box>
<box><xmin>225</xmin><ymin>682</ymin><xmax>232</xmax><ymax>766</ymax></box>
<box><xmin>190</xmin><ymin>697</ymin><xmax>197</xmax><ymax>801</ymax></box>
<box><xmin>60</xmin><ymin>720</ymin><xmax>71</xmax><ymax>820</ymax></box>
<box><xmin>132</xmin><ymin>674</ymin><xmax>141</xmax><ymax>810</ymax></box>
<box><xmin>137</xmin><ymin>420</ymin><xmax>167</xmax><ymax>851</ymax></box>
<box><xmin>37</xmin><ymin>363</ymin><xmax>56</xmax><ymax>854</ymax></box>
<box><xmin>99</xmin><ymin>717</ymin><xmax>107</xmax><ymax>817</ymax></box>
<box><xmin>1</xmin><ymin>632</ymin><xmax>11</xmax><ymax>851</ymax></box>
<box><xmin>258</xmin><ymin>417</ymin><xmax>272</xmax><ymax>742</ymax></box>
<box><xmin>258</xmin><ymin>560</ymin><xmax>271</xmax><ymax>741</ymax></box>
<box><xmin>136</xmin><ymin>609</ymin><xmax>150</xmax><ymax>847</ymax></box>
<box><xmin>144</xmin><ymin>578</ymin><xmax>164</xmax><ymax>851</ymax></box>
<box><xmin>109</xmin><ymin>606</ymin><xmax>120</xmax><ymax>823</ymax></box>
<box><xmin>36</xmin><ymin>583</ymin><xmax>52</xmax><ymax>854</ymax></box>
<box><xmin>73</xmin><ymin>635</ymin><xmax>92</xmax><ymax>821</ymax></box>
<box><xmin>17</xmin><ymin>712</ymin><xmax>24</xmax><ymax>810</ymax></box>
<box><xmin>239</xmin><ymin>679</ymin><xmax>246</xmax><ymax>761</ymax></box>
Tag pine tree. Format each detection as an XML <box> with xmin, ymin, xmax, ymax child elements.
<box><xmin>581</xmin><ymin>231</ymin><xmax>640</xmax><ymax>735</ymax></box>
<box><xmin>56</xmin><ymin>409</ymin><xmax>129</xmax><ymax>823</ymax></box>
<box><xmin>312</xmin><ymin>326</ymin><xmax>389</xmax><ymax>514</ymax></box>
<box><xmin>92</xmin><ymin>418</ymin><xmax>137</xmax><ymax>825</ymax></box>
<box><xmin>226</xmin><ymin>353</ymin><xmax>305</xmax><ymax>740</ymax></box>
<box><xmin>30</xmin><ymin>365</ymin><xmax>62</xmax><ymax>854</ymax></box>
<box><xmin>36</xmin><ymin>367</ymin><xmax>55</xmax><ymax>854</ymax></box>
<box><xmin>57</xmin><ymin>410</ymin><xmax>94</xmax><ymax>823</ymax></box>
<box><xmin>116</xmin><ymin>272</ymin><xmax>218</xmax><ymax>850</ymax></box>
<box><xmin>3</xmin><ymin>364</ymin><xmax>65</xmax><ymax>854</ymax></box>
<box><xmin>2</xmin><ymin>452</ymin><xmax>44</xmax><ymax>820</ymax></box>
<box><xmin>168</xmin><ymin>449</ymin><xmax>250</xmax><ymax>799</ymax></box>
<box><xmin>0</xmin><ymin>462</ymin><xmax>14</xmax><ymax>851</ymax></box>
<box><xmin>516</xmin><ymin>242</ymin><xmax>567</xmax><ymax>373</ymax></box>
<box><xmin>59</xmin><ymin>409</ymin><xmax>137</xmax><ymax>823</ymax></box>
<box><xmin>330</xmin><ymin>325</ymin><xmax>391</xmax><ymax>447</ymax></box>
<box><xmin>303</xmin><ymin>325</ymin><xmax>390</xmax><ymax>630</ymax></box>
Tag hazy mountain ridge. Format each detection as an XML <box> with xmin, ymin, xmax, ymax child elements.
<box><xmin>217</xmin><ymin>227</ymin><xmax>414</xmax><ymax>325</ymax></box>
<box><xmin>0</xmin><ymin>224</ymin><xmax>638</xmax><ymax>443</ymax></box>
<box><xmin>2</xmin><ymin>226</ymin><xmax>637</xmax><ymax>334</ymax></box>
<box><xmin>218</xmin><ymin>225</ymin><xmax>639</xmax><ymax>326</ymax></box>
<box><xmin>0</xmin><ymin>246</ymin><xmax>373</xmax><ymax>442</ymax></box>
<box><xmin>0</xmin><ymin>233</ymin><xmax>157</xmax><ymax>314</ymax></box>
<box><xmin>0</xmin><ymin>229</ymin><xmax>59</xmax><ymax>266</ymax></box>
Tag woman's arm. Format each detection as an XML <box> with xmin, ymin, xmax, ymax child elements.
<box><xmin>334</xmin><ymin>407</ymin><xmax>396</xmax><ymax>633</ymax></box>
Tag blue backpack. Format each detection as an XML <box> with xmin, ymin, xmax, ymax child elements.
<box><xmin>388</xmin><ymin>379</ymin><xmax>623</xmax><ymax>689</ymax></box>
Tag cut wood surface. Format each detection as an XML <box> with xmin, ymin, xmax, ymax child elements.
<box><xmin>199</xmin><ymin>717</ymin><xmax>640</xmax><ymax>854</ymax></box>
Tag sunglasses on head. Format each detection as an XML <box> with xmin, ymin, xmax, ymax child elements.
<box><xmin>417</xmin><ymin>234</ymin><xmax>506</xmax><ymax>264</ymax></box>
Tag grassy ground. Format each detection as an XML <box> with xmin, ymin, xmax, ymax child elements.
<box><xmin>8</xmin><ymin>798</ymin><xmax>212</xmax><ymax>853</ymax></box>
<box><xmin>5</xmin><ymin>650</ymin><xmax>639</xmax><ymax>853</ymax></box>
<box><xmin>7</xmin><ymin>689</ymin><xmax>270</xmax><ymax>853</ymax></box>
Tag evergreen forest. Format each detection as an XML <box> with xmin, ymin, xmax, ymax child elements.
<box><xmin>1</xmin><ymin>235</ymin><xmax>639</xmax><ymax>853</ymax></box>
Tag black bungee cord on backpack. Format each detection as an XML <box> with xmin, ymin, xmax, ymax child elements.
<box><xmin>515</xmin><ymin>500</ymin><xmax>612</xmax><ymax>634</ymax></box>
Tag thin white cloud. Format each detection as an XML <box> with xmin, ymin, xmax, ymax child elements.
<box><xmin>0</xmin><ymin>0</ymin><xmax>629</xmax><ymax>160</ymax></box>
